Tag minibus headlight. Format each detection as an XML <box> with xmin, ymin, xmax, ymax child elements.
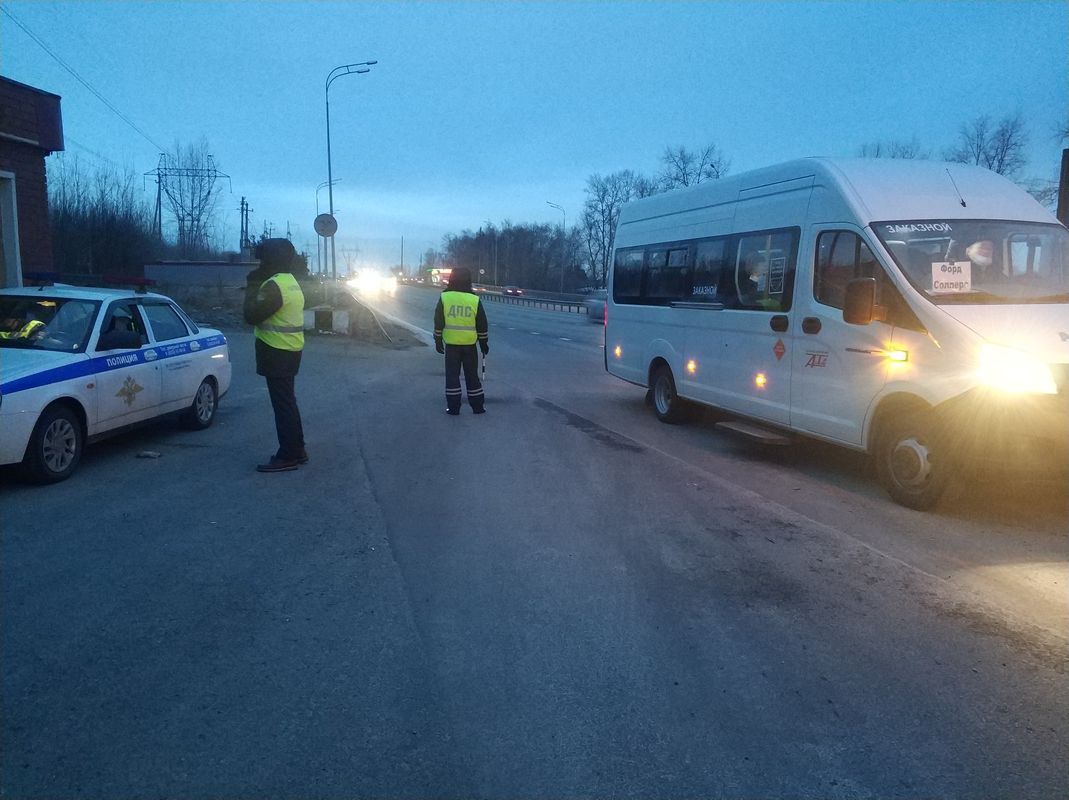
<box><xmin>978</xmin><ymin>344</ymin><xmax>1057</xmax><ymax>395</ymax></box>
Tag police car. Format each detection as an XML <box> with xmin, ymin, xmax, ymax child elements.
<box><xmin>0</xmin><ymin>284</ymin><xmax>232</xmax><ymax>483</ymax></box>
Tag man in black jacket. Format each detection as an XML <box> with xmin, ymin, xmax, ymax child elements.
<box><xmin>243</xmin><ymin>238</ymin><xmax>309</xmax><ymax>472</ymax></box>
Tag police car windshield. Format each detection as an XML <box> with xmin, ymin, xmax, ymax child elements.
<box><xmin>0</xmin><ymin>296</ymin><xmax>99</xmax><ymax>352</ymax></box>
<box><xmin>873</xmin><ymin>220</ymin><xmax>1069</xmax><ymax>305</ymax></box>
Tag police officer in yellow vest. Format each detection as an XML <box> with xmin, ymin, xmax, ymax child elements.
<box><xmin>433</xmin><ymin>266</ymin><xmax>488</xmax><ymax>415</ymax></box>
<box><xmin>243</xmin><ymin>238</ymin><xmax>308</xmax><ymax>472</ymax></box>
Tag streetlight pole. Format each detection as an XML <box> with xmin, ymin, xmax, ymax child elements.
<box><xmin>326</xmin><ymin>60</ymin><xmax>377</xmax><ymax>281</ymax></box>
<box><xmin>315</xmin><ymin>179</ymin><xmax>339</xmax><ymax>275</ymax></box>
<box><xmin>547</xmin><ymin>201</ymin><xmax>566</xmax><ymax>295</ymax></box>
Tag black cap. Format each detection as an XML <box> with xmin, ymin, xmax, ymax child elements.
<box><xmin>448</xmin><ymin>266</ymin><xmax>473</xmax><ymax>291</ymax></box>
<box><xmin>255</xmin><ymin>238</ymin><xmax>299</xmax><ymax>273</ymax></box>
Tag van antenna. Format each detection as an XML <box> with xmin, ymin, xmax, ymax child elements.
<box><xmin>945</xmin><ymin>168</ymin><xmax>967</xmax><ymax>208</ymax></box>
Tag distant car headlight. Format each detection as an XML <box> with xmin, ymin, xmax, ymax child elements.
<box><xmin>978</xmin><ymin>343</ymin><xmax>1057</xmax><ymax>395</ymax></box>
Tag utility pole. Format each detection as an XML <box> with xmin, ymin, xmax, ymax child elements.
<box><xmin>238</xmin><ymin>197</ymin><xmax>252</xmax><ymax>251</ymax></box>
<box><xmin>1057</xmin><ymin>148</ymin><xmax>1069</xmax><ymax>227</ymax></box>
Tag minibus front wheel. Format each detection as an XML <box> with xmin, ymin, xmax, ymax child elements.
<box><xmin>875</xmin><ymin>411</ymin><xmax>950</xmax><ymax>511</ymax></box>
<box><xmin>651</xmin><ymin>364</ymin><xmax>688</xmax><ymax>424</ymax></box>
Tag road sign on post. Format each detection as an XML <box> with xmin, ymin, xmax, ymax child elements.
<box><xmin>314</xmin><ymin>213</ymin><xmax>338</xmax><ymax>237</ymax></box>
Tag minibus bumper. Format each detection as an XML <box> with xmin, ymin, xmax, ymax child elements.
<box><xmin>936</xmin><ymin>389</ymin><xmax>1069</xmax><ymax>477</ymax></box>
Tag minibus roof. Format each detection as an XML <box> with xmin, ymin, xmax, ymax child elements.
<box><xmin>618</xmin><ymin>158</ymin><xmax>1056</xmax><ymax>229</ymax></box>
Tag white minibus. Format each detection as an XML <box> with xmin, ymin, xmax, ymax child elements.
<box><xmin>605</xmin><ymin>158</ymin><xmax>1068</xmax><ymax>509</ymax></box>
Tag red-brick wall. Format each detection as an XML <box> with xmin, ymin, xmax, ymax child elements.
<box><xmin>0</xmin><ymin>140</ymin><xmax>54</xmax><ymax>272</ymax></box>
<box><xmin>0</xmin><ymin>77</ymin><xmax>64</xmax><ymax>275</ymax></box>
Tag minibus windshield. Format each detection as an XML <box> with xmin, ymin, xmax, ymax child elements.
<box><xmin>873</xmin><ymin>220</ymin><xmax>1069</xmax><ymax>305</ymax></box>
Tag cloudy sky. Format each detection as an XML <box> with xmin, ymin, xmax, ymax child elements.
<box><xmin>2</xmin><ymin>1</ymin><xmax>1066</xmax><ymax>273</ymax></box>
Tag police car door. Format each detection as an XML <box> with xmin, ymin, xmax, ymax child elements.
<box><xmin>790</xmin><ymin>226</ymin><xmax>899</xmax><ymax>446</ymax></box>
<box><xmin>93</xmin><ymin>301</ymin><xmax>162</xmax><ymax>430</ymax></box>
<box><xmin>141</xmin><ymin>300</ymin><xmax>199</xmax><ymax>413</ymax></box>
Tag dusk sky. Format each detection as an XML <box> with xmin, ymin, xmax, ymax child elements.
<box><xmin>2</xmin><ymin>1</ymin><xmax>1067</xmax><ymax>274</ymax></box>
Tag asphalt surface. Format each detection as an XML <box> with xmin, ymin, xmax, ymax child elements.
<box><xmin>1</xmin><ymin>289</ymin><xmax>1066</xmax><ymax>798</ymax></box>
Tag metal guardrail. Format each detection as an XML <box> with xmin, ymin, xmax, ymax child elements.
<box><xmin>479</xmin><ymin>292</ymin><xmax>588</xmax><ymax>314</ymax></box>
<box><xmin>402</xmin><ymin>280</ymin><xmax>593</xmax><ymax>315</ymax></box>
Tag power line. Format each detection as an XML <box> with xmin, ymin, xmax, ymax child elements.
<box><xmin>62</xmin><ymin>136</ymin><xmax>123</xmax><ymax>168</ymax></box>
<box><xmin>1</xmin><ymin>5</ymin><xmax>169</xmax><ymax>154</ymax></box>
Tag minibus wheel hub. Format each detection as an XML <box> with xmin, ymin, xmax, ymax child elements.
<box><xmin>655</xmin><ymin>382</ymin><xmax>672</xmax><ymax>415</ymax></box>
<box><xmin>890</xmin><ymin>437</ymin><xmax>932</xmax><ymax>487</ymax></box>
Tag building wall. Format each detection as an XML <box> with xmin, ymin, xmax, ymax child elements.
<box><xmin>0</xmin><ymin>77</ymin><xmax>64</xmax><ymax>287</ymax></box>
<box><xmin>0</xmin><ymin>140</ymin><xmax>53</xmax><ymax>276</ymax></box>
<box><xmin>145</xmin><ymin>261</ymin><xmax>259</xmax><ymax>288</ymax></box>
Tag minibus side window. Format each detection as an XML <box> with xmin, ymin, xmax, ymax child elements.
<box><xmin>645</xmin><ymin>246</ymin><xmax>689</xmax><ymax>301</ymax></box>
<box><xmin>644</xmin><ymin>249</ymin><xmax>668</xmax><ymax>300</ymax></box>
<box><xmin>733</xmin><ymin>229</ymin><xmax>796</xmax><ymax>311</ymax></box>
<box><xmin>691</xmin><ymin>239</ymin><xmax>728</xmax><ymax>302</ymax></box>
<box><xmin>613</xmin><ymin>248</ymin><xmax>644</xmax><ymax>302</ymax></box>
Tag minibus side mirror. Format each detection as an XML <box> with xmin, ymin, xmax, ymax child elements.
<box><xmin>843</xmin><ymin>278</ymin><xmax>877</xmax><ymax>325</ymax></box>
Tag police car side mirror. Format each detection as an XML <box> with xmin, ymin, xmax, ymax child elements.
<box><xmin>97</xmin><ymin>330</ymin><xmax>143</xmax><ymax>351</ymax></box>
<box><xmin>843</xmin><ymin>278</ymin><xmax>877</xmax><ymax>325</ymax></box>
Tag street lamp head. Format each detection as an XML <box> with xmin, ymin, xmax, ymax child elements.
<box><xmin>355</xmin><ymin>68</ymin><xmax>370</xmax><ymax>74</ymax></box>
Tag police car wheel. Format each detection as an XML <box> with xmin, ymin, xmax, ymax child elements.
<box><xmin>652</xmin><ymin>365</ymin><xmax>687</xmax><ymax>424</ymax></box>
<box><xmin>875</xmin><ymin>411</ymin><xmax>951</xmax><ymax>511</ymax></box>
<box><xmin>182</xmin><ymin>378</ymin><xmax>218</xmax><ymax>430</ymax></box>
<box><xmin>23</xmin><ymin>405</ymin><xmax>83</xmax><ymax>483</ymax></box>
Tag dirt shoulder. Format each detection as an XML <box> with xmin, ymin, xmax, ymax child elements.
<box><xmin>161</xmin><ymin>284</ymin><xmax>425</xmax><ymax>349</ymax></box>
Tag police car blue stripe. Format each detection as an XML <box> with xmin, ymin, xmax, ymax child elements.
<box><xmin>0</xmin><ymin>334</ymin><xmax>227</xmax><ymax>396</ymax></box>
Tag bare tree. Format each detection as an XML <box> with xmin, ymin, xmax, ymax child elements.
<box><xmin>946</xmin><ymin>114</ymin><xmax>1028</xmax><ymax>177</ymax></box>
<box><xmin>857</xmin><ymin>137</ymin><xmax>930</xmax><ymax>159</ymax></box>
<box><xmin>580</xmin><ymin>170</ymin><xmax>648</xmax><ymax>287</ymax></box>
<box><xmin>659</xmin><ymin>143</ymin><xmax>730</xmax><ymax>189</ymax></box>
<box><xmin>48</xmin><ymin>155</ymin><xmax>159</xmax><ymax>275</ymax></box>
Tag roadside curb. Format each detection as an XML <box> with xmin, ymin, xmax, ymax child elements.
<box><xmin>357</xmin><ymin>301</ymin><xmax>435</xmax><ymax>347</ymax></box>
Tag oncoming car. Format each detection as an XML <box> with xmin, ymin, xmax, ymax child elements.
<box><xmin>0</xmin><ymin>285</ymin><xmax>232</xmax><ymax>483</ymax></box>
<box><xmin>583</xmin><ymin>289</ymin><xmax>607</xmax><ymax>323</ymax></box>
<box><xmin>503</xmin><ymin>285</ymin><xmax>524</xmax><ymax>296</ymax></box>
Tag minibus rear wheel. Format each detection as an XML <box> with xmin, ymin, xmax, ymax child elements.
<box><xmin>651</xmin><ymin>365</ymin><xmax>687</xmax><ymax>424</ymax></box>
<box><xmin>875</xmin><ymin>412</ymin><xmax>950</xmax><ymax>511</ymax></box>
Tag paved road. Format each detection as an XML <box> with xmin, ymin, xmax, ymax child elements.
<box><xmin>2</xmin><ymin>288</ymin><xmax>1066</xmax><ymax>798</ymax></box>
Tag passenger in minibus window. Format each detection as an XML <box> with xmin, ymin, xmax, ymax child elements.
<box><xmin>966</xmin><ymin>239</ymin><xmax>999</xmax><ymax>279</ymax></box>
<box><xmin>739</xmin><ymin>251</ymin><xmax>769</xmax><ymax>304</ymax></box>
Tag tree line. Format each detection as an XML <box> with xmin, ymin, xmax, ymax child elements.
<box><xmin>47</xmin><ymin>138</ymin><xmax>231</xmax><ymax>277</ymax></box>
<box><xmin>440</xmin><ymin>112</ymin><xmax>1065</xmax><ymax>292</ymax></box>
<box><xmin>47</xmin><ymin>113</ymin><xmax>1065</xmax><ymax>287</ymax></box>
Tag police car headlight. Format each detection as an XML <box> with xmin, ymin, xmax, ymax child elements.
<box><xmin>978</xmin><ymin>343</ymin><xmax>1057</xmax><ymax>395</ymax></box>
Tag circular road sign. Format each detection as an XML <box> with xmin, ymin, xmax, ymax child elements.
<box><xmin>314</xmin><ymin>213</ymin><xmax>338</xmax><ymax>237</ymax></box>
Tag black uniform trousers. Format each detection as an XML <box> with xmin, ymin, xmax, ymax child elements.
<box><xmin>444</xmin><ymin>344</ymin><xmax>484</xmax><ymax>413</ymax></box>
<box><xmin>266</xmin><ymin>375</ymin><xmax>305</xmax><ymax>460</ymax></box>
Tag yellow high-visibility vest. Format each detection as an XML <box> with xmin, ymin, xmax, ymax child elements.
<box><xmin>441</xmin><ymin>291</ymin><xmax>479</xmax><ymax>345</ymax></box>
<box><xmin>254</xmin><ymin>272</ymin><xmax>304</xmax><ymax>351</ymax></box>
<box><xmin>0</xmin><ymin>319</ymin><xmax>45</xmax><ymax>339</ymax></box>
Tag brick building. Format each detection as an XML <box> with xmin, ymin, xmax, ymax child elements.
<box><xmin>0</xmin><ymin>76</ymin><xmax>64</xmax><ymax>288</ymax></box>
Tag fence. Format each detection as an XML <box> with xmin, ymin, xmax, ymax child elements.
<box><xmin>478</xmin><ymin>291</ymin><xmax>588</xmax><ymax>315</ymax></box>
